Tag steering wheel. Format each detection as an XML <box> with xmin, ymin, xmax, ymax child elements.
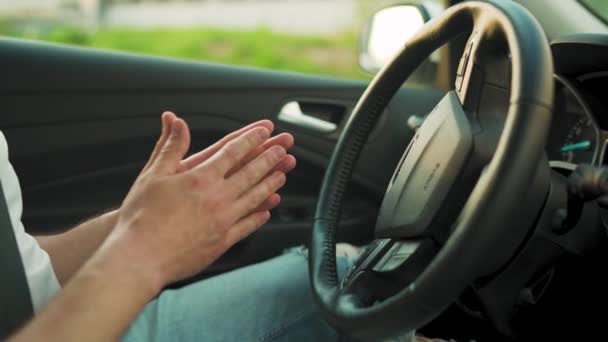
<box><xmin>310</xmin><ymin>0</ymin><xmax>554</xmax><ymax>340</ymax></box>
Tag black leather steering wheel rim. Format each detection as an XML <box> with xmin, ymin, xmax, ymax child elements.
<box><xmin>310</xmin><ymin>1</ymin><xmax>554</xmax><ymax>340</ymax></box>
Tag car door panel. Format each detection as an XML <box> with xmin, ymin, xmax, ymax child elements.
<box><xmin>0</xmin><ymin>38</ymin><xmax>443</xmax><ymax>274</ymax></box>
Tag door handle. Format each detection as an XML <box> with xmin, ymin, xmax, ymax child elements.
<box><xmin>278</xmin><ymin>101</ymin><xmax>337</xmax><ymax>133</ymax></box>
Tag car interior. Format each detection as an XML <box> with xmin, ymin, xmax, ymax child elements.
<box><xmin>2</xmin><ymin>0</ymin><xmax>608</xmax><ymax>340</ymax></box>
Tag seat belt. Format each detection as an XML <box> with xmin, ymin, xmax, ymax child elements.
<box><xmin>0</xmin><ymin>180</ymin><xmax>33</xmax><ymax>339</ymax></box>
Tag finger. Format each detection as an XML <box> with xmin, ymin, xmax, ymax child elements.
<box><xmin>237</xmin><ymin>155</ymin><xmax>294</xmax><ymax>192</ymax></box>
<box><xmin>199</xmin><ymin>126</ymin><xmax>270</xmax><ymax>176</ymax></box>
<box><xmin>143</xmin><ymin>112</ymin><xmax>177</xmax><ymax>172</ymax></box>
<box><xmin>275</xmin><ymin>154</ymin><xmax>296</xmax><ymax>174</ymax></box>
<box><xmin>229</xmin><ymin>157</ymin><xmax>294</xmax><ymax>207</ymax></box>
<box><xmin>227</xmin><ymin>145</ymin><xmax>286</xmax><ymax>196</ymax></box>
<box><xmin>152</xmin><ymin>118</ymin><xmax>191</xmax><ymax>175</ymax></box>
<box><xmin>180</xmin><ymin>120</ymin><xmax>274</xmax><ymax>171</ymax></box>
<box><xmin>223</xmin><ymin>211</ymin><xmax>271</xmax><ymax>248</ymax></box>
<box><xmin>225</xmin><ymin>133</ymin><xmax>294</xmax><ymax>177</ymax></box>
<box><xmin>256</xmin><ymin>193</ymin><xmax>281</xmax><ymax>212</ymax></box>
<box><xmin>230</xmin><ymin>171</ymin><xmax>286</xmax><ymax>218</ymax></box>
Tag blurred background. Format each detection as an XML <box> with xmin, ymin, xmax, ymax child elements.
<box><xmin>1</xmin><ymin>1</ymin><xmax>607</xmax><ymax>81</ymax></box>
<box><xmin>0</xmin><ymin>0</ymin><xmax>439</xmax><ymax>80</ymax></box>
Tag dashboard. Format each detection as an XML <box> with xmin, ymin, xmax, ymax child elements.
<box><xmin>546</xmin><ymin>34</ymin><xmax>608</xmax><ymax>167</ymax></box>
<box><xmin>547</xmin><ymin>75</ymin><xmax>602</xmax><ymax>165</ymax></box>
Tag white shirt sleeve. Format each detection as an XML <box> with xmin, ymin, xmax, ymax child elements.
<box><xmin>0</xmin><ymin>131</ymin><xmax>60</xmax><ymax>313</ymax></box>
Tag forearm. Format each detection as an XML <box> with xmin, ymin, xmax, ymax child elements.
<box><xmin>10</xmin><ymin>234</ymin><xmax>161</xmax><ymax>342</ymax></box>
<box><xmin>36</xmin><ymin>210</ymin><xmax>119</xmax><ymax>285</ymax></box>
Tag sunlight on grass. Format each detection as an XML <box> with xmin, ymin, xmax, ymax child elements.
<box><xmin>2</xmin><ymin>25</ymin><xmax>372</xmax><ymax>81</ymax></box>
<box><xmin>580</xmin><ymin>0</ymin><xmax>608</xmax><ymax>23</ymax></box>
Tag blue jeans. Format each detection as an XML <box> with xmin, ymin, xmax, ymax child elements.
<box><xmin>121</xmin><ymin>246</ymin><xmax>416</xmax><ymax>342</ymax></box>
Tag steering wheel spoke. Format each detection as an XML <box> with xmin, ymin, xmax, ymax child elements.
<box><xmin>340</xmin><ymin>238</ymin><xmax>440</xmax><ymax>306</ymax></box>
<box><xmin>455</xmin><ymin>29</ymin><xmax>483</xmax><ymax>108</ymax></box>
<box><xmin>455</xmin><ymin>23</ymin><xmax>515</xmax><ymax>163</ymax></box>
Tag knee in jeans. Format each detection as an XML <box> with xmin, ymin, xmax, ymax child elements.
<box><xmin>282</xmin><ymin>244</ymin><xmax>357</xmax><ymax>279</ymax></box>
<box><xmin>283</xmin><ymin>245</ymin><xmax>309</xmax><ymax>260</ymax></box>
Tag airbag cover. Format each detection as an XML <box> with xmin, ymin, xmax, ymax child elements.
<box><xmin>375</xmin><ymin>91</ymin><xmax>472</xmax><ymax>237</ymax></box>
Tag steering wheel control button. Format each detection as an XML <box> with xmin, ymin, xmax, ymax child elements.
<box><xmin>456</xmin><ymin>51</ymin><xmax>469</xmax><ymax>77</ymax></box>
<box><xmin>341</xmin><ymin>239</ymin><xmax>392</xmax><ymax>286</ymax></box>
<box><xmin>353</xmin><ymin>240</ymin><xmax>381</xmax><ymax>268</ymax></box>
<box><xmin>375</xmin><ymin>92</ymin><xmax>473</xmax><ymax>238</ymax></box>
<box><xmin>393</xmin><ymin>241</ymin><xmax>420</xmax><ymax>256</ymax></box>
<box><xmin>456</xmin><ymin>35</ymin><xmax>477</xmax><ymax>91</ymax></box>
<box><xmin>455</xmin><ymin>75</ymin><xmax>464</xmax><ymax>92</ymax></box>
<box><xmin>373</xmin><ymin>241</ymin><xmax>421</xmax><ymax>272</ymax></box>
<box><xmin>375</xmin><ymin>253</ymin><xmax>411</xmax><ymax>272</ymax></box>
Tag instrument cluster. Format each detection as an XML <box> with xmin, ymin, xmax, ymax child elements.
<box><xmin>546</xmin><ymin>73</ymin><xmax>608</xmax><ymax>167</ymax></box>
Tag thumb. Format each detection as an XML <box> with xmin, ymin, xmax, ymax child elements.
<box><xmin>152</xmin><ymin>118</ymin><xmax>191</xmax><ymax>175</ymax></box>
<box><xmin>142</xmin><ymin>112</ymin><xmax>176</xmax><ymax>173</ymax></box>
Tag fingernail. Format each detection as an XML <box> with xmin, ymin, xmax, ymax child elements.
<box><xmin>274</xmin><ymin>172</ymin><xmax>286</xmax><ymax>186</ymax></box>
<box><xmin>256</xmin><ymin>128</ymin><xmax>269</xmax><ymax>140</ymax></box>
<box><xmin>272</xmin><ymin>146</ymin><xmax>286</xmax><ymax>159</ymax></box>
<box><xmin>172</xmin><ymin>119</ymin><xmax>181</xmax><ymax>135</ymax></box>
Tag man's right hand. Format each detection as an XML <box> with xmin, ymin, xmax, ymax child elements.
<box><xmin>102</xmin><ymin>115</ymin><xmax>292</xmax><ymax>292</ymax></box>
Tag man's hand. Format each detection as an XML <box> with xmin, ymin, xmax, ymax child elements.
<box><xmin>37</xmin><ymin>113</ymin><xmax>295</xmax><ymax>285</ymax></box>
<box><xmin>11</xmin><ymin>115</ymin><xmax>296</xmax><ymax>342</ymax></box>
<box><xmin>106</xmin><ymin>113</ymin><xmax>294</xmax><ymax>289</ymax></box>
<box><xmin>148</xmin><ymin>112</ymin><xmax>296</xmax><ymax>212</ymax></box>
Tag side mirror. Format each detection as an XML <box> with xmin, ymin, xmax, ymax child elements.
<box><xmin>359</xmin><ymin>3</ymin><xmax>442</xmax><ymax>82</ymax></box>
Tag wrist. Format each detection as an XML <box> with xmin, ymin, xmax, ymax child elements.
<box><xmin>87</xmin><ymin>252</ymin><xmax>160</xmax><ymax>303</ymax></box>
<box><xmin>95</xmin><ymin>228</ymin><xmax>165</xmax><ymax>299</ymax></box>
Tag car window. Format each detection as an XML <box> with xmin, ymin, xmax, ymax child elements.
<box><xmin>0</xmin><ymin>0</ymin><xmax>443</xmax><ymax>84</ymax></box>
<box><xmin>580</xmin><ymin>0</ymin><xmax>608</xmax><ymax>24</ymax></box>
